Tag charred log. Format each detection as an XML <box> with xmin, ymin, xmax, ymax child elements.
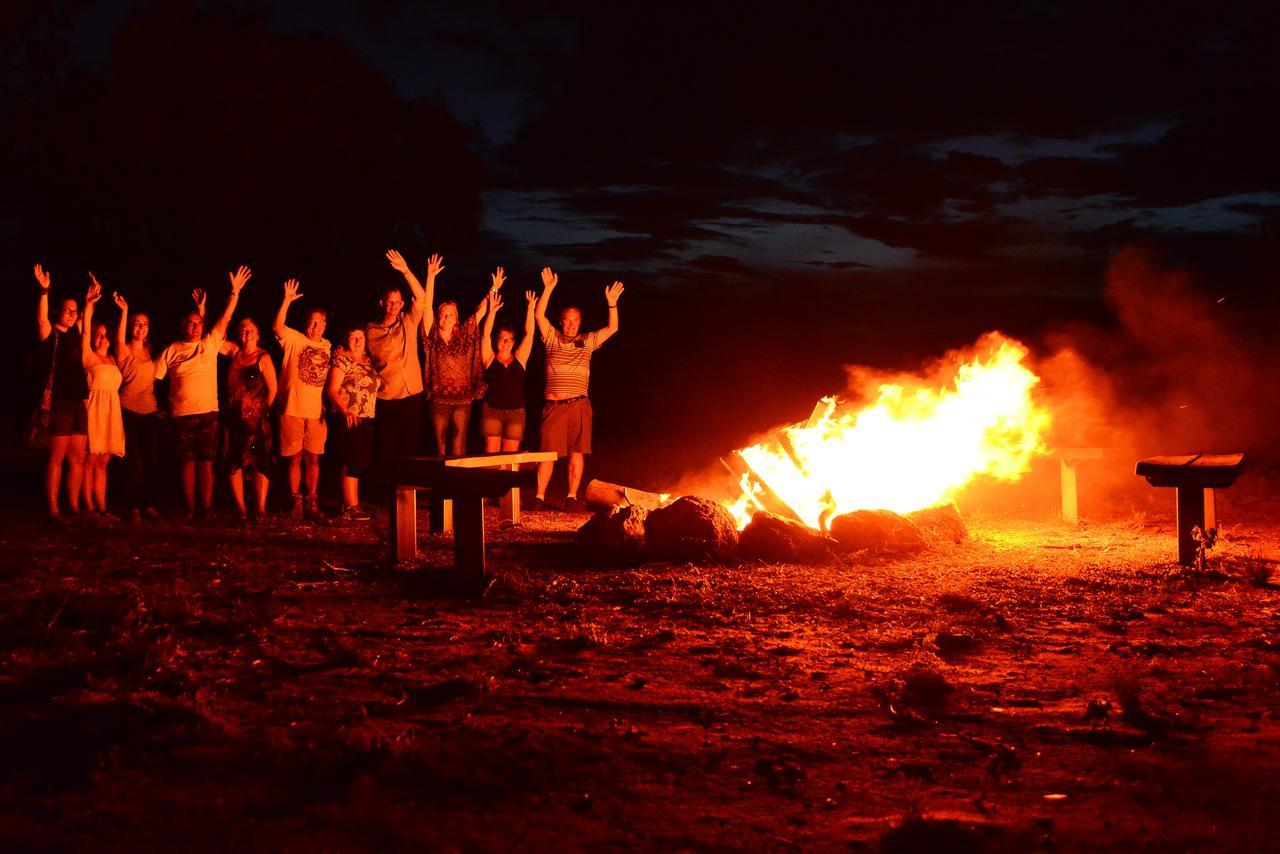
<box><xmin>645</xmin><ymin>496</ymin><xmax>739</xmax><ymax>562</ymax></box>
<box><xmin>739</xmin><ymin>510</ymin><xmax>836</xmax><ymax>564</ymax></box>
<box><xmin>828</xmin><ymin>509</ymin><xmax>925</xmax><ymax>553</ymax></box>
<box><xmin>577</xmin><ymin>505</ymin><xmax>649</xmax><ymax>557</ymax></box>
<box><xmin>906</xmin><ymin>504</ymin><xmax>968</xmax><ymax>544</ymax></box>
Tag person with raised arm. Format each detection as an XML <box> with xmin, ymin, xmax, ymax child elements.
<box><xmin>153</xmin><ymin>265</ymin><xmax>250</xmax><ymax>519</ymax></box>
<box><xmin>33</xmin><ymin>263</ymin><xmax>88</xmax><ymax>523</ymax></box>
<box><xmin>478</xmin><ymin>286</ymin><xmax>537</xmax><ymax>452</ymax></box>
<box><xmin>221</xmin><ymin>317</ymin><xmax>277</xmax><ymax>523</ymax></box>
<box><xmin>111</xmin><ymin>290</ymin><xmax>162</xmax><ymax>522</ymax></box>
<box><xmin>532</xmin><ymin>267</ymin><xmax>624</xmax><ymax>511</ymax></box>
<box><xmin>79</xmin><ymin>275</ymin><xmax>125</xmax><ymax>521</ymax></box>
<box><xmin>273</xmin><ymin>278</ymin><xmax>331</xmax><ymax>522</ymax></box>
<box><xmin>326</xmin><ymin>325</ymin><xmax>382</xmax><ymax>521</ymax></box>
<box><xmin>423</xmin><ymin>267</ymin><xmax>496</xmax><ymax>455</ymax></box>
<box><xmin>368</xmin><ymin>250</ymin><xmax>438</xmax><ymax>461</ymax></box>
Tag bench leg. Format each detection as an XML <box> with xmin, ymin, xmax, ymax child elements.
<box><xmin>1175</xmin><ymin>486</ymin><xmax>1208</xmax><ymax>566</ymax></box>
<box><xmin>1060</xmin><ymin>458</ymin><xmax>1079</xmax><ymax>525</ymax></box>
<box><xmin>394</xmin><ymin>487</ymin><xmax>417</xmax><ymax>562</ymax></box>
<box><xmin>429</xmin><ymin>497</ymin><xmax>454</xmax><ymax>533</ymax></box>
<box><xmin>499</xmin><ymin>463</ymin><xmax>520</xmax><ymax>525</ymax></box>
<box><xmin>453</xmin><ymin>496</ymin><xmax>485</xmax><ymax>583</ymax></box>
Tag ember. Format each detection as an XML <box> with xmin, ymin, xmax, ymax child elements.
<box><xmin>725</xmin><ymin>333</ymin><xmax>1051</xmax><ymax>529</ymax></box>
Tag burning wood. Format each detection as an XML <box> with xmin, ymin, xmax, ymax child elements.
<box><xmin>723</xmin><ymin>333</ymin><xmax>1051</xmax><ymax>530</ymax></box>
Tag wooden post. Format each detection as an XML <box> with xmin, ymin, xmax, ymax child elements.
<box><xmin>394</xmin><ymin>487</ymin><xmax>417</xmax><ymax>562</ymax></box>
<box><xmin>1060</xmin><ymin>457</ymin><xmax>1079</xmax><ymax>525</ymax></box>
<box><xmin>1203</xmin><ymin>488</ymin><xmax>1216</xmax><ymax>535</ymax></box>
<box><xmin>453</xmin><ymin>496</ymin><xmax>485</xmax><ymax>583</ymax></box>
<box><xmin>499</xmin><ymin>463</ymin><xmax>520</xmax><ymax>524</ymax></box>
<box><xmin>429</xmin><ymin>497</ymin><xmax>453</xmax><ymax>533</ymax></box>
<box><xmin>1175</xmin><ymin>486</ymin><xmax>1207</xmax><ymax>566</ymax></box>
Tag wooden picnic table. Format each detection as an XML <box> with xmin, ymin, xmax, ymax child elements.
<box><xmin>384</xmin><ymin>451</ymin><xmax>558</xmax><ymax>578</ymax></box>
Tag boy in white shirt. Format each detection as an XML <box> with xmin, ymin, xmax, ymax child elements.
<box><xmin>273</xmin><ymin>278</ymin><xmax>332</xmax><ymax>521</ymax></box>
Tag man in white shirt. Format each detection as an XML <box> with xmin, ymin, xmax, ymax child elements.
<box><xmin>154</xmin><ymin>265</ymin><xmax>251</xmax><ymax>517</ymax></box>
<box><xmin>273</xmin><ymin>278</ymin><xmax>332</xmax><ymax>521</ymax></box>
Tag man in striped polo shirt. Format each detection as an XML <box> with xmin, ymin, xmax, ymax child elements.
<box><xmin>533</xmin><ymin>266</ymin><xmax>624</xmax><ymax>511</ymax></box>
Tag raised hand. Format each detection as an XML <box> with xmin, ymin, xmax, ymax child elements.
<box><xmin>540</xmin><ymin>267</ymin><xmax>558</xmax><ymax>290</ymax></box>
<box><xmin>490</xmin><ymin>266</ymin><xmax>506</xmax><ymax>294</ymax></box>
<box><xmin>85</xmin><ymin>276</ymin><xmax>103</xmax><ymax>306</ymax></box>
<box><xmin>34</xmin><ymin>264</ymin><xmax>51</xmax><ymax>290</ymax></box>
<box><xmin>426</xmin><ymin>253</ymin><xmax>445</xmax><ymax>278</ymax></box>
<box><xmin>604</xmin><ymin>281</ymin><xmax>625</xmax><ymax>306</ymax></box>
<box><xmin>488</xmin><ymin>290</ymin><xmax>504</xmax><ymax>314</ymax></box>
<box><xmin>191</xmin><ymin>288</ymin><xmax>207</xmax><ymax>314</ymax></box>
<box><xmin>112</xmin><ymin>291</ymin><xmax>128</xmax><ymax>311</ymax></box>
<box><xmin>386</xmin><ymin>249</ymin><xmax>410</xmax><ymax>274</ymax></box>
<box><xmin>228</xmin><ymin>265</ymin><xmax>252</xmax><ymax>295</ymax></box>
<box><xmin>525</xmin><ymin>289</ymin><xmax>537</xmax><ymax>307</ymax></box>
<box><xmin>283</xmin><ymin>278</ymin><xmax>303</xmax><ymax>303</ymax></box>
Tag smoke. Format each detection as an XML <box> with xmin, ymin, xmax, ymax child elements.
<box><xmin>1040</xmin><ymin>246</ymin><xmax>1279</xmax><ymax>459</ymax></box>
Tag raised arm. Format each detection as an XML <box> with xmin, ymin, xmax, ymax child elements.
<box><xmin>516</xmin><ymin>290</ymin><xmax>537</xmax><ymax>367</ymax></box>
<box><xmin>112</xmin><ymin>291</ymin><xmax>130</xmax><ymax>355</ymax></box>
<box><xmin>480</xmin><ymin>290</ymin><xmax>502</xmax><ymax>367</ymax></box>
<box><xmin>534</xmin><ymin>266</ymin><xmax>557</xmax><ymax>339</ymax></box>
<box><xmin>470</xmin><ymin>266</ymin><xmax>504</xmax><ymax>326</ymax></box>
<box><xmin>35</xmin><ymin>264</ymin><xmax>52</xmax><ymax>340</ymax></box>
<box><xmin>211</xmin><ymin>265</ymin><xmax>251</xmax><ymax>339</ymax></box>
<box><xmin>385</xmin><ymin>249</ymin><xmax>427</xmax><ymax>304</ymax></box>
<box><xmin>81</xmin><ymin>276</ymin><xmax>102</xmax><ymax>367</ymax></box>
<box><xmin>593</xmin><ymin>281</ymin><xmax>624</xmax><ymax>346</ymax></box>
<box><xmin>191</xmin><ymin>288</ymin><xmax>206</xmax><ymax>318</ymax></box>
<box><xmin>274</xmin><ymin>278</ymin><xmax>302</xmax><ymax>338</ymax></box>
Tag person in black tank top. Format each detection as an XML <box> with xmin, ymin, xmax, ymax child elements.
<box><xmin>33</xmin><ymin>264</ymin><xmax>88</xmax><ymax>523</ymax></box>
<box><xmin>478</xmin><ymin>287</ymin><xmax>537</xmax><ymax>452</ymax></box>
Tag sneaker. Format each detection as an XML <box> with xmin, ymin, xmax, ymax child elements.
<box><xmin>49</xmin><ymin>512</ymin><xmax>72</xmax><ymax>528</ymax></box>
<box><xmin>289</xmin><ymin>494</ymin><xmax>304</xmax><ymax>521</ymax></box>
<box><xmin>563</xmin><ymin>496</ymin><xmax>579</xmax><ymax>513</ymax></box>
<box><xmin>342</xmin><ymin>504</ymin><xmax>371</xmax><ymax>522</ymax></box>
<box><xmin>142</xmin><ymin>507</ymin><xmax>162</xmax><ymax>521</ymax></box>
<box><xmin>531</xmin><ymin>496</ymin><xmax>547</xmax><ymax>511</ymax></box>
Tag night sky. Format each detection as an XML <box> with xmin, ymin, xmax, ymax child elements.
<box><xmin>5</xmin><ymin>0</ymin><xmax>1279</xmax><ymax>479</ymax></box>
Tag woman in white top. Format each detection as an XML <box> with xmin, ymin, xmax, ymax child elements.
<box><xmin>80</xmin><ymin>276</ymin><xmax>125</xmax><ymax>520</ymax></box>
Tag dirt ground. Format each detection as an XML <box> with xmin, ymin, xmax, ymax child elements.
<box><xmin>2</xmin><ymin>475</ymin><xmax>1279</xmax><ymax>851</ymax></box>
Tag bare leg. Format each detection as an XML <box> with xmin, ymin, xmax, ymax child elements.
<box><xmin>229</xmin><ymin>469</ymin><xmax>247</xmax><ymax>516</ymax></box>
<box><xmin>46</xmin><ymin>436</ymin><xmax>69</xmax><ymax>516</ymax></box>
<box><xmin>92</xmin><ymin>456</ymin><xmax>109</xmax><ymax>511</ymax></box>
<box><xmin>484</xmin><ymin>436</ymin><xmax>502</xmax><ymax>453</ymax></box>
<box><xmin>82</xmin><ymin>453</ymin><xmax>96</xmax><ymax>511</ymax></box>
<box><xmin>501</xmin><ymin>438</ymin><xmax>520</xmax><ymax>453</ymax></box>
<box><xmin>288</xmin><ymin>454</ymin><xmax>302</xmax><ymax>496</ymax></box>
<box><xmin>341</xmin><ymin>473</ymin><xmax>360</xmax><ymax>508</ymax></box>
<box><xmin>566</xmin><ymin>452</ymin><xmax>584</xmax><ymax>499</ymax></box>
<box><xmin>197</xmin><ymin>461</ymin><xmax>215</xmax><ymax>511</ymax></box>
<box><xmin>181</xmin><ymin>461</ymin><xmax>197</xmax><ymax>514</ymax></box>
<box><xmin>253</xmin><ymin>471</ymin><xmax>269</xmax><ymax>515</ymax></box>
<box><xmin>536</xmin><ymin>460</ymin><xmax>554</xmax><ymax>500</ymax></box>
<box><xmin>303</xmin><ymin>451</ymin><xmax>321</xmax><ymax>498</ymax></box>
<box><xmin>65</xmin><ymin>435</ymin><xmax>86</xmax><ymax>513</ymax></box>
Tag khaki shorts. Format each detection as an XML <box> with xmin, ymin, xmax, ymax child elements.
<box><xmin>539</xmin><ymin>397</ymin><xmax>591</xmax><ymax>455</ymax></box>
<box><xmin>279</xmin><ymin>414</ymin><xmax>328</xmax><ymax>456</ymax></box>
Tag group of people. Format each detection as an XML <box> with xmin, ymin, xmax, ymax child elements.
<box><xmin>31</xmin><ymin>251</ymin><xmax>624</xmax><ymax>525</ymax></box>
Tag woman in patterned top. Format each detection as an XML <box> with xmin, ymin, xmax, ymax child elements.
<box><xmin>422</xmin><ymin>268</ymin><xmax>497</xmax><ymax>456</ymax></box>
<box><xmin>326</xmin><ymin>326</ymin><xmax>383</xmax><ymax>520</ymax></box>
<box><xmin>222</xmin><ymin>317</ymin><xmax>278</xmax><ymax>523</ymax></box>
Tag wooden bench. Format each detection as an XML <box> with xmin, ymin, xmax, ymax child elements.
<box><xmin>384</xmin><ymin>452</ymin><xmax>558</xmax><ymax>579</ymax></box>
<box><xmin>1136</xmin><ymin>453</ymin><xmax>1245</xmax><ymax>565</ymax></box>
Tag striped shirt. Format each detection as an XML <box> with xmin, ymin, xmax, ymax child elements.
<box><xmin>543</xmin><ymin>329</ymin><xmax>600</xmax><ymax>399</ymax></box>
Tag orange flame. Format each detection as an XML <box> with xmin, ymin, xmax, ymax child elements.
<box><xmin>725</xmin><ymin>333</ymin><xmax>1051</xmax><ymax>529</ymax></box>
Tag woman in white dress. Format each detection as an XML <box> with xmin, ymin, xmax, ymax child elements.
<box><xmin>80</xmin><ymin>276</ymin><xmax>125</xmax><ymax>519</ymax></box>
